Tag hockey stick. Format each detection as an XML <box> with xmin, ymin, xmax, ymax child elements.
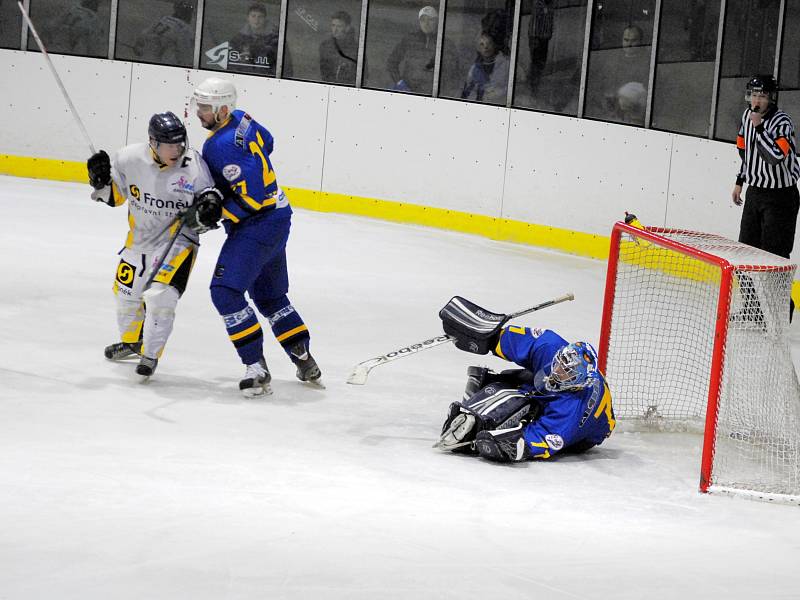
<box><xmin>346</xmin><ymin>292</ymin><xmax>575</xmax><ymax>385</ymax></box>
<box><xmin>142</xmin><ymin>217</ymin><xmax>184</xmax><ymax>291</ymax></box>
<box><xmin>18</xmin><ymin>1</ymin><xmax>96</xmax><ymax>154</ymax></box>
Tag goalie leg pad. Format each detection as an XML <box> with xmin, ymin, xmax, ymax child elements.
<box><xmin>462</xmin><ymin>384</ymin><xmax>533</xmax><ymax>431</ymax></box>
<box><xmin>438</xmin><ymin>384</ymin><xmax>533</xmax><ymax>453</ymax></box>
<box><xmin>438</xmin><ymin>403</ymin><xmax>478</xmax><ymax>453</ymax></box>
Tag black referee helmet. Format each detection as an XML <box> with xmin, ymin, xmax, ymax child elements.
<box><xmin>745</xmin><ymin>75</ymin><xmax>778</xmax><ymax>104</ymax></box>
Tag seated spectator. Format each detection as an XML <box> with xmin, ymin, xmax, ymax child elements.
<box><xmin>133</xmin><ymin>0</ymin><xmax>194</xmax><ymax>66</ymax></box>
<box><xmin>386</xmin><ymin>5</ymin><xmax>438</xmax><ymax>93</ymax></box>
<box><xmin>230</xmin><ymin>2</ymin><xmax>292</xmax><ymax>77</ymax></box>
<box><xmin>319</xmin><ymin>10</ymin><xmax>357</xmax><ymax>85</ymax></box>
<box><xmin>461</xmin><ymin>29</ymin><xmax>509</xmax><ymax>104</ymax></box>
<box><xmin>44</xmin><ymin>0</ymin><xmax>103</xmax><ymax>56</ymax></box>
<box><xmin>622</xmin><ymin>24</ymin><xmax>643</xmax><ymax>56</ymax></box>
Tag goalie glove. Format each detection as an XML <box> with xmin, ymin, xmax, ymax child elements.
<box><xmin>182</xmin><ymin>187</ymin><xmax>223</xmax><ymax>234</ymax></box>
<box><xmin>439</xmin><ymin>296</ymin><xmax>507</xmax><ymax>354</ymax></box>
<box><xmin>87</xmin><ymin>150</ymin><xmax>111</xmax><ymax>190</ymax></box>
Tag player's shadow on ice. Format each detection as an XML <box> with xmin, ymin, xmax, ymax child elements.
<box><xmin>76</xmin><ymin>370</ymin><xmax>326</xmax><ymax>408</ymax></box>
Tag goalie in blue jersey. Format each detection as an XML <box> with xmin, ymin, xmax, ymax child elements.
<box><xmin>436</xmin><ymin>297</ymin><xmax>616</xmax><ymax>462</ymax></box>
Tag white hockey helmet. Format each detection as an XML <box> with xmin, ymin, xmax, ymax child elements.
<box><xmin>192</xmin><ymin>77</ymin><xmax>237</xmax><ymax>115</ymax></box>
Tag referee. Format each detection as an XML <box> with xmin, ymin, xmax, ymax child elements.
<box><xmin>731</xmin><ymin>74</ymin><xmax>800</xmax><ymax>320</ymax></box>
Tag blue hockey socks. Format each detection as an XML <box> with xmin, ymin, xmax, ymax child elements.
<box><xmin>211</xmin><ymin>285</ymin><xmax>264</xmax><ymax>365</ymax></box>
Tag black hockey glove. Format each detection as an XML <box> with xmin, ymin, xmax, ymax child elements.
<box><xmin>87</xmin><ymin>150</ymin><xmax>111</xmax><ymax>190</ymax></box>
<box><xmin>439</xmin><ymin>296</ymin><xmax>507</xmax><ymax>355</ymax></box>
<box><xmin>182</xmin><ymin>187</ymin><xmax>223</xmax><ymax>234</ymax></box>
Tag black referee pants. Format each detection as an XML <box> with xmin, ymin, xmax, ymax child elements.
<box><xmin>738</xmin><ymin>185</ymin><xmax>800</xmax><ymax>259</ymax></box>
<box><xmin>738</xmin><ymin>185</ymin><xmax>800</xmax><ymax>320</ymax></box>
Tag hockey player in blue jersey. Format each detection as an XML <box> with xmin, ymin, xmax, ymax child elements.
<box><xmin>435</xmin><ymin>296</ymin><xmax>615</xmax><ymax>462</ymax></box>
<box><xmin>183</xmin><ymin>77</ymin><xmax>321</xmax><ymax>397</ymax></box>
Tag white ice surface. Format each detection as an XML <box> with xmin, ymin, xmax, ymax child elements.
<box><xmin>1</xmin><ymin>175</ymin><xmax>799</xmax><ymax>600</ymax></box>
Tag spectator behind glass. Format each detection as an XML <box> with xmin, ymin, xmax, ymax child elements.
<box><xmin>319</xmin><ymin>10</ymin><xmax>357</xmax><ymax>85</ymax></box>
<box><xmin>133</xmin><ymin>0</ymin><xmax>194</xmax><ymax>66</ymax></box>
<box><xmin>527</xmin><ymin>0</ymin><xmax>554</xmax><ymax>94</ymax></box>
<box><xmin>230</xmin><ymin>2</ymin><xmax>292</xmax><ymax>77</ymax></box>
<box><xmin>461</xmin><ymin>29</ymin><xmax>509</xmax><ymax>104</ymax></box>
<box><xmin>41</xmin><ymin>0</ymin><xmax>104</xmax><ymax>56</ymax></box>
<box><xmin>597</xmin><ymin>24</ymin><xmax>648</xmax><ymax>125</ymax></box>
<box><xmin>387</xmin><ymin>5</ymin><xmax>438</xmax><ymax>94</ymax></box>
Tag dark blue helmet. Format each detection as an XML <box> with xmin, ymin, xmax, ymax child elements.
<box><xmin>148</xmin><ymin>111</ymin><xmax>187</xmax><ymax>145</ymax></box>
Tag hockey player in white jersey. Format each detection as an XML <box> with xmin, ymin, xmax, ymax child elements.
<box><xmin>87</xmin><ymin>111</ymin><xmax>223</xmax><ymax>378</ymax></box>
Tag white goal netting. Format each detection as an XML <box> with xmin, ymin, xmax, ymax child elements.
<box><xmin>601</xmin><ymin>225</ymin><xmax>800</xmax><ymax>502</ymax></box>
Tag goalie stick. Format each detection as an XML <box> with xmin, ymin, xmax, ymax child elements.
<box><xmin>346</xmin><ymin>292</ymin><xmax>574</xmax><ymax>385</ymax></box>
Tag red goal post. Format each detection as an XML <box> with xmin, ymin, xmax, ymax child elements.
<box><xmin>598</xmin><ymin>221</ymin><xmax>800</xmax><ymax>503</ymax></box>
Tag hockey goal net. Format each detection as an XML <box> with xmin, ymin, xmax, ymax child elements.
<box><xmin>598</xmin><ymin>221</ymin><xmax>800</xmax><ymax>503</ymax></box>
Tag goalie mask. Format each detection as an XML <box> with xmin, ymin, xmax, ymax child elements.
<box><xmin>543</xmin><ymin>342</ymin><xmax>598</xmax><ymax>392</ymax></box>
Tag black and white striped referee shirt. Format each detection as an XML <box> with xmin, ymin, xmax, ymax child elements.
<box><xmin>736</xmin><ymin>106</ymin><xmax>800</xmax><ymax>189</ymax></box>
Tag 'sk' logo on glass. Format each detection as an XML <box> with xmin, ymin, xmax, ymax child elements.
<box><xmin>205</xmin><ymin>41</ymin><xmax>230</xmax><ymax>70</ymax></box>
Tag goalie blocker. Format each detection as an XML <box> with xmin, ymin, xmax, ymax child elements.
<box><xmin>439</xmin><ymin>296</ymin><xmax>508</xmax><ymax>354</ymax></box>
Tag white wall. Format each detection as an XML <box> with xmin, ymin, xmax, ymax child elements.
<box><xmin>0</xmin><ymin>48</ymin><xmax>780</xmax><ymax>257</ymax></box>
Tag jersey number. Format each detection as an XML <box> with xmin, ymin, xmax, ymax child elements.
<box><xmin>249</xmin><ymin>131</ymin><xmax>276</xmax><ymax>188</ymax></box>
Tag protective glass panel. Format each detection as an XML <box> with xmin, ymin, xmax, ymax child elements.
<box><xmin>1</xmin><ymin>0</ymin><xmax>23</xmax><ymax>49</ymax></box>
<box><xmin>713</xmin><ymin>0</ymin><xmax>780</xmax><ymax>141</ymax></box>
<box><xmin>26</xmin><ymin>0</ymin><xmax>110</xmax><ymax>58</ymax></box>
<box><xmin>778</xmin><ymin>0</ymin><xmax>800</xmax><ymax>123</ymax></box>
<box><xmin>650</xmin><ymin>0</ymin><xmax>720</xmax><ymax>137</ymax></box>
<box><xmin>200</xmin><ymin>0</ymin><xmax>282</xmax><ymax>76</ymax></box>
<box><xmin>115</xmin><ymin>0</ymin><xmax>197</xmax><ymax>67</ymax></box>
<box><xmin>438</xmin><ymin>0</ymin><xmax>515</xmax><ymax>106</ymax></box>
<box><xmin>583</xmin><ymin>0</ymin><xmax>655</xmax><ymax>126</ymax></box>
<box><xmin>512</xmin><ymin>0</ymin><xmax>588</xmax><ymax>116</ymax></box>
<box><xmin>284</xmin><ymin>0</ymin><xmax>362</xmax><ymax>85</ymax></box>
<box><xmin>363</xmin><ymin>0</ymin><xmax>439</xmax><ymax>95</ymax></box>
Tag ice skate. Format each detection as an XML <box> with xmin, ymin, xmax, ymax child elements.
<box><xmin>136</xmin><ymin>356</ymin><xmax>158</xmax><ymax>377</ymax></box>
<box><xmin>104</xmin><ymin>341</ymin><xmax>142</xmax><ymax>361</ymax></box>
<box><xmin>240</xmin><ymin>358</ymin><xmax>272</xmax><ymax>397</ymax></box>
<box><xmin>290</xmin><ymin>341</ymin><xmax>323</xmax><ymax>387</ymax></box>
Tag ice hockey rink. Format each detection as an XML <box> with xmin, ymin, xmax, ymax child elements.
<box><xmin>2</xmin><ymin>174</ymin><xmax>799</xmax><ymax>600</ymax></box>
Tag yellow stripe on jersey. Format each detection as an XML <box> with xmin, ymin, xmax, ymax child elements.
<box><xmin>494</xmin><ymin>329</ymin><xmax>507</xmax><ymax>359</ymax></box>
<box><xmin>111</xmin><ymin>183</ymin><xmax>126</xmax><ymax>206</ymax></box>
<box><xmin>234</xmin><ymin>180</ymin><xmax>278</xmax><ymax>211</ymax></box>
<box><xmin>221</xmin><ymin>207</ymin><xmax>240</xmax><ymax>223</ymax></box>
<box><xmin>594</xmin><ymin>384</ymin><xmax>616</xmax><ymax>431</ymax></box>
<box><xmin>230</xmin><ymin>322</ymin><xmax>262</xmax><ymax>341</ymax></box>
<box><xmin>508</xmin><ymin>326</ymin><xmax>526</xmax><ymax>335</ymax></box>
<box><xmin>276</xmin><ymin>324</ymin><xmax>308</xmax><ymax>342</ymax></box>
<box><xmin>529</xmin><ymin>440</ymin><xmax>551</xmax><ymax>459</ymax></box>
<box><xmin>125</xmin><ymin>212</ymin><xmax>135</xmax><ymax>249</ymax></box>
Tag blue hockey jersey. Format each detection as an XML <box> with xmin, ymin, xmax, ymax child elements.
<box><xmin>494</xmin><ymin>327</ymin><xmax>615</xmax><ymax>459</ymax></box>
<box><xmin>202</xmin><ymin>110</ymin><xmax>290</xmax><ymax>224</ymax></box>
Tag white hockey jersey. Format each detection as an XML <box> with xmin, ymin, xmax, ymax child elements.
<box><xmin>98</xmin><ymin>143</ymin><xmax>214</xmax><ymax>251</ymax></box>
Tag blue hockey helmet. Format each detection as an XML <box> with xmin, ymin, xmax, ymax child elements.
<box><xmin>545</xmin><ymin>341</ymin><xmax>598</xmax><ymax>392</ymax></box>
<box><xmin>148</xmin><ymin>111</ymin><xmax>187</xmax><ymax>145</ymax></box>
